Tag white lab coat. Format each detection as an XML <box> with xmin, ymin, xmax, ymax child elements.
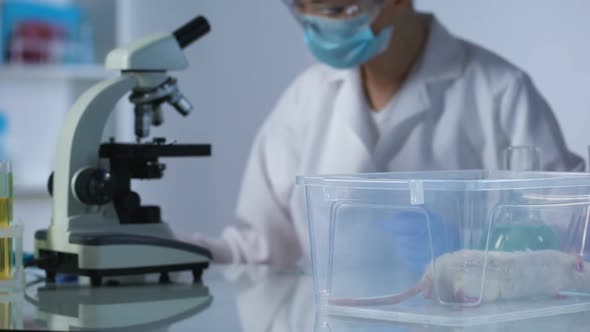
<box><xmin>192</xmin><ymin>16</ymin><xmax>584</xmax><ymax>267</ymax></box>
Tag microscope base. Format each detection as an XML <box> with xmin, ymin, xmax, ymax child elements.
<box><xmin>35</xmin><ymin>229</ymin><xmax>212</xmax><ymax>287</ymax></box>
<box><xmin>39</xmin><ymin>252</ymin><xmax>209</xmax><ymax>287</ymax></box>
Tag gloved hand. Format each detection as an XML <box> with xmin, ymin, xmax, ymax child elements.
<box><xmin>381</xmin><ymin>210</ymin><xmax>460</xmax><ymax>275</ymax></box>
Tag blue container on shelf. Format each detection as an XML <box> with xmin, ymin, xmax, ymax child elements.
<box><xmin>1</xmin><ymin>0</ymin><xmax>84</xmax><ymax>63</ymax></box>
<box><xmin>0</xmin><ymin>112</ymin><xmax>9</xmax><ymax>161</ymax></box>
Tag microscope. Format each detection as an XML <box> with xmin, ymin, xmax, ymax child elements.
<box><xmin>34</xmin><ymin>16</ymin><xmax>213</xmax><ymax>286</ymax></box>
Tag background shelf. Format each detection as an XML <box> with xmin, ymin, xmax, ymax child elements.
<box><xmin>0</xmin><ymin>64</ymin><xmax>114</xmax><ymax>81</ymax></box>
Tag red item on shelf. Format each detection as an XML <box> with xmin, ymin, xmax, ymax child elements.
<box><xmin>8</xmin><ymin>20</ymin><xmax>66</xmax><ymax>64</ymax></box>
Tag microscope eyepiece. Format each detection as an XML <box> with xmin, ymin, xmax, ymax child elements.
<box><xmin>174</xmin><ymin>16</ymin><xmax>210</xmax><ymax>49</ymax></box>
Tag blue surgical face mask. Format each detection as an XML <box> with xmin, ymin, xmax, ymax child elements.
<box><xmin>302</xmin><ymin>14</ymin><xmax>394</xmax><ymax>69</ymax></box>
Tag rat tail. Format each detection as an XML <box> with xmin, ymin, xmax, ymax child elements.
<box><xmin>328</xmin><ymin>277</ymin><xmax>429</xmax><ymax>307</ymax></box>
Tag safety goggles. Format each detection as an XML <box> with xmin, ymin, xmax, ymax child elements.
<box><xmin>282</xmin><ymin>0</ymin><xmax>385</xmax><ymax>19</ymax></box>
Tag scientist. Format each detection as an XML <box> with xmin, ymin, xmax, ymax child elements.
<box><xmin>187</xmin><ymin>0</ymin><xmax>584</xmax><ymax>266</ymax></box>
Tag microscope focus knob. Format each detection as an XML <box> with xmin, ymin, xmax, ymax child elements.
<box><xmin>73</xmin><ymin>168</ymin><xmax>115</xmax><ymax>206</ymax></box>
<box><xmin>47</xmin><ymin>172</ymin><xmax>54</xmax><ymax>196</ymax></box>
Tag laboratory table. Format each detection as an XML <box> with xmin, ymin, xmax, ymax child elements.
<box><xmin>2</xmin><ymin>265</ymin><xmax>590</xmax><ymax>331</ymax></box>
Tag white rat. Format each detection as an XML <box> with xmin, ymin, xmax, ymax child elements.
<box><xmin>329</xmin><ymin>249</ymin><xmax>588</xmax><ymax>306</ymax></box>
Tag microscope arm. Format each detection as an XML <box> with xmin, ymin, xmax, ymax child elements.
<box><xmin>52</xmin><ymin>75</ymin><xmax>139</xmax><ymax>227</ymax></box>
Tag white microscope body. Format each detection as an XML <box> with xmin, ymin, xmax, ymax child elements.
<box><xmin>34</xmin><ymin>17</ymin><xmax>212</xmax><ymax>286</ymax></box>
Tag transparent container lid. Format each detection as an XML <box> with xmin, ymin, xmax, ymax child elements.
<box><xmin>297</xmin><ymin>170</ymin><xmax>590</xmax><ymax>191</ymax></box>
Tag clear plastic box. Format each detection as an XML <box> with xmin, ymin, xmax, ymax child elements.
<box><xmin>298</xmin><ymin>171</ymin><xmax>590</xmax><ymax>327</ymax></box>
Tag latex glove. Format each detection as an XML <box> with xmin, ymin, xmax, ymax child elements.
<box><xmin>381</xmin><ymin>210</ymin><xmax>460</xmax><ymax>275</ymax></box>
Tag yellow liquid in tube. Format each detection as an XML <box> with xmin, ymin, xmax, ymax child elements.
<box><xmin>0</xmin><ymin>302</ymin><xmax>9</xmax><ymax>329</ymax></box>
<box><xmin>0</xmin><ymin>172</ymin><xmax>12</xmax><ymax>281</ymax></box>
<box><xmin>0</xmin><ymin>197</ymin><xmax>11</xmax><ymax>280</ymax></box>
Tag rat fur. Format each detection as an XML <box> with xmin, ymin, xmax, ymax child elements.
<box><xmin>329</xmin><ymin>249</ymin><xmax>588</xmax><ymax>306</ymax></box>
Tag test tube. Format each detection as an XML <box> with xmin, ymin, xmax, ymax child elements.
<box><xmin>0</xmin><ymin>161</ymin><xmax>12</xmax><ymax>281</ymax></box>
<box><xmin>0</xmin><ymin>302</ymin><xmax>9</xmax><ymax>329</ymax></box>
<box><xmin>502</xmin><ymin>146</ymin><xmax>541</xmax><ymax>171</ymax></box>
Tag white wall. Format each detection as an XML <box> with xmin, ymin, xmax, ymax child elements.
<box><xmin>121</xmin><ymin>0</ymin><xmax>590</xmax><ymax>237</ymax></box>
<box><xmin>416</xmin><ymin>0</ymin><xmax>590</xmax><ymax>159</ymax></box>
